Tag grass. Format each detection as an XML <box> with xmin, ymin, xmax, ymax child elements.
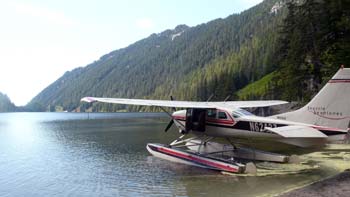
<box><xmin>236</xmin><ymin>71</ymin><xmax>276</xmax><ymax>100</ymax></box>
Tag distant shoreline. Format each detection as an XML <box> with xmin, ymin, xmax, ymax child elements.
<box><xmin>280</xmin><ymin>169</ymin><xmax>350</xmax><ymax>197</ymax></box>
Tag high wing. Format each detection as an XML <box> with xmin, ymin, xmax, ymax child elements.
<box><xmin>81</xmin><ymin>97</ymin><xmax>288</xmax><ymax>109</ymax></box>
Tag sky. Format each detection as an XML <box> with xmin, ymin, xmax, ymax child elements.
<box><xmin>0</xmin><ymin>0</ymin><xmax>263</xmax><ymax>106</ymax></box>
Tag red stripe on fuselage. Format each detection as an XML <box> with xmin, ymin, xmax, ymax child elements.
<box><xmin>328</xmin><ymin>79</ymin><xmax>350</xmax><ymax>83</ymax></box>
<box><xmin>173</xmin><ymin>117</ymin><xmax>234</xmax><ymax>126</ymax></box>
<box><xmin>172</xmin><ymin>115</ymin><xmax>186</xmax><ymax>121</ymax></box>
<box><xmin>312</xmin><ymin>125</ymin><xmax>346</xmax><ymax>132</ymax></box>
<box><xmin>172</xmin><ymin>109</ymin><xmax>235</xmax><ymax>126</ymax></box>
<box><xmin>206</xmin><ymin>118</ymin><xmax>234</xmax><ymax>125</ymax></box>
<box><xmin>157</xmin><ymin>147</ymin><xmax>239</xmax><ymax>172</ymax></box>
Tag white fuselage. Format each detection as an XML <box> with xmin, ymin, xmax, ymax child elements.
<box><xmin>172</xmin><ymin>108</ymin><xmax>347</xmax><ymax>147</ymax></box>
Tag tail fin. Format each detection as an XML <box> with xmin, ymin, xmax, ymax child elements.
<box><xmin>274</xmin><ymin>68</ymin><xmax>350</xmax><ymax>130</ymax></box>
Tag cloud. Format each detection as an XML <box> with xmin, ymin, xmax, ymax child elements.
<box><xmin>12</xmin><ymin>2</ymin><xmax>76</xmax><ymax>27</ymax></box>
<box><xmin>136</xmin><ymin>18</ymin><xmax>155</xmax><ymax>29</ymax></box>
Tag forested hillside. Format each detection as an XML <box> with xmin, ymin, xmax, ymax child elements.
<box><xmin>28</xmin><ymin>0</ymin><xmax>285</xmax><ymax>112</ymax></box>
<box><xmin>0</xmin><ymin>92</ymin><xmax>16</xmax><ymax>112</ymax></box>
<box><xmin>28</xmin><ymin>0</ymin><xmax>349</xmax><ymax>112</ymax></box>
<box><xmin>275</xmin><ymin>0</ymin><xmax>350</xmax><ymax>102</ymax></box>
<box><xmin>239</xmin><ymin>0</ymin><xmax>350</xmax><ymax>105</ymax></box>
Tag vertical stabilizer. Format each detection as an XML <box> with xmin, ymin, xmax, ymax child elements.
<box><xmin>273</xmin><ymin>68</ymin><xmax>350</xmax><ymax>130</ymax></box>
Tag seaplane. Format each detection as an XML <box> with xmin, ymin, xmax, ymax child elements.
<box><xmin>81</xmin><ymin>67</ymin><xmax>350</xmax><ymax>174</ymax></box>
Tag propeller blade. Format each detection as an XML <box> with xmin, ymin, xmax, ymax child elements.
<box><xmin>165</xmin><ymin>119</ymin><xmax>174</xmax><ymax>132</ymax></box>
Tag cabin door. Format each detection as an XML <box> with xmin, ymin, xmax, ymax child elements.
<box><xmin>186</xmin><ymin>108</ymin><xmax>206</xmax><ymax>132</ymax></box>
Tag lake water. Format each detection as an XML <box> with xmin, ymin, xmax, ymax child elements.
<box><xmin>0</xmin><ymin>113</ymin><xmax>349</xmax><ymax>197</ymax></box>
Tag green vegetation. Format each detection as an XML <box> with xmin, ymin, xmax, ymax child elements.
<box><xmin>28</xmin><ymin>0</ymin><xmax>284</xmax><ymax>112</ymax></box>
<box><xmin>272</xmin><ymin>0</ymin><xmax>350</xmax><ymax>103</ymax></box>
<box><xmin>26</xmin><ymin>0</ymin><xmax>349</xmax><ymax>112</ymax></box>
<box><xmin>236</xmin><ymin>72</ymin><xmax>276</xmax><ymax>100</ymax></box>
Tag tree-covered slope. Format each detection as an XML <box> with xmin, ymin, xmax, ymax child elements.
<box><xmin>28</xmin><ymin>0</ymin><xmax>286</xmax><ymax>112</ymax></box>
<box><xmin>241</xmin><ymin>0</ymin><xmax>350</xmax><ymax>103</ymax></box>
<box><xmin>274</xmin><ymin>0</ymin><xmax>350</xmax><ymax>102</ymax></box>
<box><xmin>0</xmin><ymin>92</ymin><xmax>16</xmax><ymax>112</ymax></box>
<box><xmin>236</xmin><ymin>71</ymin><xmax>277</xmax><ymax>100</ymax></box>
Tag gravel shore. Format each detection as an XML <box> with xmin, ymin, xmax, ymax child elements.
<box><xmin>280</xmin><ymin>169</ymin><xmax>350</xmax><ymax>197</ymax></box>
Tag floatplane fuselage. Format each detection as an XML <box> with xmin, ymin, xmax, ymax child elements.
<box><xmin>171</xmin><ymin>108</ymin><xmax>347</xmax><ymax>148</ymax></box>
<box><xmin>81</xmin><ymin>67</ymin><xmax>350</xmax><ymax>173</ymax></box>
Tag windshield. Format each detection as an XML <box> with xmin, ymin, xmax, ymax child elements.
<box><xmin>237</xmin><ymin>109</ymin><xmax>254</xmax><ymax>116</ymax></box>
<box><xmin>232</xmin><ymin>109</ymin><xmax>254</xmax><ymax>118</ymax></box>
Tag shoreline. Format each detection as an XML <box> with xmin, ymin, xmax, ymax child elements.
<box><xmin>279</xmin><ymin>169</ymin><xmax>350</xmax><ymax>197</ymax></box>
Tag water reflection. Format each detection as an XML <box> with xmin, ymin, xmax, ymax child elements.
<box><xmin>0</xmin><ymin>113</ymin><xmax>349</xmax><ymax>197</ymax></box>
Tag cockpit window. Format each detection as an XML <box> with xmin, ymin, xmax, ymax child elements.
<box><xmin>237</xmin><ymin>109</ymin><xmax>254</xmax><ymax>116</ymax></box>
<box><xmin>207</xmin><ymin>109</ymin><xmax>217</xmax><ymax>118</ymax></box>
<box><xmin>232</xmin><ymin>112</ymin><xmax>241</xmax><ymax>118</ymax></box>
<box><xmin>232</xmin><ymin>109</ymin><xmax>254</xmax><ymax>118</ymax></box>
<box><xmin>218</xmin><ymin>112</ymin><xmax>227</xmax><ymax>119</ymax></box>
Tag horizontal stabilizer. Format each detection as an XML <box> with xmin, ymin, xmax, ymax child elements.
<box><xmin>266</xmin><ymin>125</ymin><xmax>327</xmax><ymax>138</ymax></box>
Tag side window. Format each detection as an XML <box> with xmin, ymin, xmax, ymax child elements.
<box><xmin>218</xmin><ymin>112</ymin><xmax>227</xmax><ymax>119</ymax></box>
<box><xmin>207</xmin><ymin>109</ymin><xmax>217</xmax><ymax>118</ymax></box>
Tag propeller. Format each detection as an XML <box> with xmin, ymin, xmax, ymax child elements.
<box><xmin>164</xmin><ymin>96</ymin><xmax>176</xmax><ymax>132</ymax></box>
<box><xmin>165</xmin><ymin>119</ymin><xmax>174</xmax><ymax>132</ymax></box>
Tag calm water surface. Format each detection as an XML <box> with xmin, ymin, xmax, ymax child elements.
<box><xmin>0</xmin><ymin>113</ymin><xmax>349</xmax><ymax>197</ymax></box>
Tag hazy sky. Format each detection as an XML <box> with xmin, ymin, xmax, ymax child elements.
<box><xmin>0</xmin><ymin>0</ymin><xmax>263</xmax><ymax>106</ymax></box>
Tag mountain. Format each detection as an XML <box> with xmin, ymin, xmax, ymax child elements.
<box><xmin>28</xmin><ymin>0</ymin><xmax>349</xmax><ymax>112</ymax></box>
<box><xmin>28</xmin><ymin>0</ymin><xmax>285</xmax><ymax>112</ymax></box>
<box><xmin>0</xmin><ymin>92</ymin><xmax>16</xmax><ymax>112</ymax></box>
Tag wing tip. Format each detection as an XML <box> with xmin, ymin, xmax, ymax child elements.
<box><xmin>81</xmin><ymin>97</ymin><xmax>96</xmax><ymax>103</ymax></box>
<box><xmin>273</xmin><ymin>100</ymin><xmax>289</xmax><ymax>104</ymax></box>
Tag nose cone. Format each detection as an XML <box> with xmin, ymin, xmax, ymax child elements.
<box><xmin>172</xmin><ymin>110</ymin><xmax>186</xmax><ymax>119</ymax></box>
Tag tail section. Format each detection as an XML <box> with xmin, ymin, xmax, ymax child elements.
<box><xmin>274</xmin><ymin>68</ymin><xmax>350</xmax><ymax>130</ymax></box>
